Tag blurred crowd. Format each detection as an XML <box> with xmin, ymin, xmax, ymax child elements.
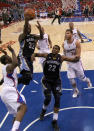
<box><xmin>80</xmin><ymin>0</ymin><xmax>94</xmax><ymax>17</ymax></box>
<box><xmin>0</xmin><ymin>0</ymin><xmax>94</xmax><ymax>26</ymax></box>
<box><xmin>0</xmin><ymin>5</ymin><xmax>24</xmax><ymax>25</ymax></box>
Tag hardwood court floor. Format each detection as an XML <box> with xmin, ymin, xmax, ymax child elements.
<box><xmin>0</xmin><ymin>18</ymin><xmax>94</xmax><ymax>75</ymax></box>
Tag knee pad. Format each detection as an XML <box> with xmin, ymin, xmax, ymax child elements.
<box><xmin>44</xmin><ymin>89</ymin><xmax>51</xmax><ymax>105</ymax></box>
<box><xmin>69</xmin><ymin>78</ymin><xmax>76</xmax><ymax>86</ymax></box>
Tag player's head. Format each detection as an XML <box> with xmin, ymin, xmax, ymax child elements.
<box><xmin>69</xmin><ymin>22</ymin><xmax>74</xmax><ymax>30</ymax></box>
<box><xmin>23</xmin><ymin>24</ymin><xmax>31</xmax><ymax>34</ymax></box>
<box><xmin>0</xmin><ymin>55</ymin><xmax>12</xmax><ymax>65</ymax></box>
<box><xmin>65</xmin><ymin>29</ymin><xmax>73</xmax><ymax>40</ymax></box>
<box><xmin>52</xmin><ymin>45</ymin><xmax>60</xmax><ymax>54</ymax></box>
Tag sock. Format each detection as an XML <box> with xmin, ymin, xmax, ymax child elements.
<box><xmin>53</xmin><ymin>113</ymin><xmax>58</xmax><ymax>121</ymax></box>
<box><xmin>11</xmin><ymin>121</ymin><xmax>20</xmax><ymax>131</ymax></box>
<box><xmin>43</xmin><ymin>104</ymin><xmax>47</xmax><ymax>110</ymax></box>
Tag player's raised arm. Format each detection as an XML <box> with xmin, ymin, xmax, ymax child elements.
<box><xmin>6</xmin><ymin>45</ymin><xmax>18</xmax><ymax>74</ymax></box>
<box><xmin>31</xmin><ymin>53</ymin><xmax>48</xmax><ymax>61</ymax></box>
<box><xmin>35</xmin><ymin>21</ymin><xmax>43</xmax><ymax>40</ymax></box>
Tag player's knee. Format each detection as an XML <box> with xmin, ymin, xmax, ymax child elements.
<box><xmin>18</xmin><ymin>70</ymin><xmax>32</xmax><ymax>85</ymax></box>
<box><xmin>44</xmin><ymin>94</ymin><xmax>51</xmax><ymax>105</ymax></box>
<box><xmin>69</xmin><ymin>78</ymin><xmax>76</xmax><ymax>86</ymax></box>
<box><xmin>44</xmin><ymin>90</ymin><xmax>51</xmax><ymax>105</ymax></box>
<box><xmin>17</xmin><ymin>104</ymin><xmax>27</xmax><ymax>113</ymax></box>
<box><xmin>23</xmin><ymin>104</ymin><xmax>27</xmax><ymax>112</ymax></box>
<box><xmin>81</xmin><ymin>76</ymin><xmax>87</xmax><ymax>82</ymax></box>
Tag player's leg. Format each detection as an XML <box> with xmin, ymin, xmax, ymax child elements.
<box><xmin>40</xmin><ymin>77</ymin><xmax>51</xmax><ymax>120</ymax></box>
<box><xmin>25</xmin><ymin>56</ymin><xmax>33</xmax><ymax>79</ymax></box>
<box><xmin>58</xmin><ymin>16</ymin><xmax>61</xmax><ymax>24</ymax></box>
<box><xmin>11</xmin><ymin>103</ymin><xmax>27</xmax><ymax>131</ymax></box>
<box><xmin>1</xmin><ymin>87</ymin><xmax>27</xmax><ymax>131</ymax></box>
<box><xmin>76</xmin><ymin>61</ymin><xmax>92</xmax><ymax>88</ymax></box>
<box><xmin>18</xmin><ymin>69</ymin><xmax>31</xmax><ymax>85</ymax></box>
<box><xmin>18</xmin><ymin>56</ymin><xmax>32</xmax><ymax>85</ymax></box>
<box><xmin>51</xmin><ymin>15</ymin><xmax>57</xmax><ymax>24</ymax></box>
<box><xmin>52</xmin><ymin>80</ymin><xmax>62</xmax><ymax>131</ymax></box>
<box><xmin>67</xmin><ymin>66</ymin><xmax>79</xmax><ymax>98</ymax></box>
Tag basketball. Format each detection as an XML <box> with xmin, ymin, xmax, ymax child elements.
<box><xmin>24</xmin><ymin>8</ymin><xmax>35</xmax><ymax>19</ymax></box>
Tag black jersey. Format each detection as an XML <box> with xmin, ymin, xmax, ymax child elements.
<box><xmin>23</xmin><ymin>34</ymin><xmax>37</xmax><ymax>57</ymax></box>
<box><xmin>43</xmin><ymin>53</ymin><xmax>62</xmax><ymax>81</ymax></box>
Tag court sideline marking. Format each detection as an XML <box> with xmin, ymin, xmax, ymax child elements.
<box><xmin>0</xmin><ymin>85</ymin><xmax>26</xmax><ymax>128</ymax></box>
<box><xmin>23</xmin><ymin>106</ymin><xmax>94</xmax><ymax>131</ymax></box>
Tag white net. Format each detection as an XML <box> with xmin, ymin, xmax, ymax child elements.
<box><xmin>62</xmin><ymin>0</ymin><xmax>78</xmax><ymax>10</ymax></box>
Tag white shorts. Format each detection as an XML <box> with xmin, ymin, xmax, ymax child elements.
<box><xmin>67</xmin><ymin>60</ymin><xmax>85</xmax><ymax>79</ymax></box>
<box><xmin>39</xmin><ymin>49</ymin><xmax>50</xmax><ymax>64</ymax></box>
<box><xmin>1</xmin><ymin>85</ymin><xmax>26</xmax><ymax>117</ymax></box>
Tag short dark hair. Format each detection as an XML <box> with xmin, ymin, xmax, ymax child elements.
<box><xmin>0</xmin><ymin>55</ymin><xmax>7</xmax><ymax>65</ymax></box>
<box><xmin>54</xmin><ymin>45</ymin><xmax>60</xmax><ymax>50</ymax></box>
<box><xmin>66</xmin><ymin>29</ymin><xmax>73</xmax><ymax>34</ymax></box>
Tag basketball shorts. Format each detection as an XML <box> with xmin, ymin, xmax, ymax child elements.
<box><xmin>67</xmin><ymin>60</ymin><xmax>85</xmax><ymax>79</ymax></box>
<box><xmin>42</xmin><ymin>77</ymin><xmax>62</xmax><ymax>96</ymax></box>
<box><xmin>1</xmin><ymin>85</ymin><xmax>26</xmax><ymax>117</ymax></box>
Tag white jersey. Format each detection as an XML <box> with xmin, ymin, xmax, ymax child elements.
<box><xmin>1</xmin><ymin>64</ymin><xmax>26</xmax><ymax>116</ymax></box>
<box><xmin>64</xmin><ymin>39</ymin><xmax>85</xmax><ymax>79</ymax></box>
<box><xmin>64</xmin><ymin>39</ymin><xmax>76</xmax><ymax>59</ymax></box>
<box><xmin>2</xmin><ymin>64</ymin><xmax>18</xmax><ymax>88</ymax></box>
<box><xmin>37</xmin><ymin>34</ymin><xmax>49</xmax><ymax>51</ymax></box>
<box><xmin>38</xmin><ymin>34</ymin><xmax>50</xmax><ymax>64</ymax></box>
<box><xmin>72</xmin><ymin>28</ymin><xmax>79</xmax><ymax>40</ymax></box>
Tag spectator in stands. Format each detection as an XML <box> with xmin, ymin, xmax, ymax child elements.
<box><xmin>2</xmin><ymin>9</ymin><xmax>8</xmax><ymax>25</ymax></box>
<box><xmin>84</xmin><ymin>5</ymin><xmax>89</xmax><ymax>18</ymax></box>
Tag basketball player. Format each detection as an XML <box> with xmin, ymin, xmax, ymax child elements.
<box><xmin>37</xmin><ymin>26</ymin><xmax>52</xmax><ymax>67</ymax></box>
<box><xmin>0</xmin><ymin>45</ymin><xmax>27</xmax><ymax>131</ymax></box>
<box><xmin>31</xmin><ymin>45</ymin><xmax>79</xmax><ymax>131</ymax></box>
<box><xmin>18</xmin><ymin>17</ymin><xmax>43</xmax><ymax>85</ymax></box>
<box><xmin>62</xmin><ymin>29</ymin><xmax>92</xmax><ymax>98</ymax></box>
<box><xmin>69</xmin><ymin>22</ymin><xmax>84</xmax><ymax>43</ymax></box>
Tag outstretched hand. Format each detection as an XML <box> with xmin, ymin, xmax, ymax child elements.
<box><xmin>0</xmin><ymin>47</ymin><xmax>7</xmax><ymax>55</ymax></box>
<box><xmin>7</xmin><ymin>45</ymin><xmax>14</xmax><ymax>53</ymax></box>
<box><xmin>36</xmin><ymin>21</ymin><xmax>41</xmax><ymax>29</ymax></box>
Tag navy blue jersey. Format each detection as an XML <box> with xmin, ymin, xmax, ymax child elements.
<box><xmin>23</xmin><ymin>34</ymin><xmax>37</xmax><ymax>57</ymax></box>
<box><xmin>43</xmin><ymin>53</ymin><xmax>62</xmax><ymax>81</ymax></box>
